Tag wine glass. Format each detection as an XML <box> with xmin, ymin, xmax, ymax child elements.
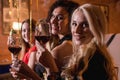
<box><xmin>7</xmin><ymin>32</ymin><xmax>22</xmax><ymax>61</ymax></box>
<box><xmin>35</xmin><ymin>20</ymin><xmax>50</xmax><ymax>44</ymax></box>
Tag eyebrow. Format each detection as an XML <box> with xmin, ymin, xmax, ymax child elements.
<box><xmin>72</xmin><ymin>20</ymin><xmax>76</xmax><ymax>23</ymax></box>
<box><xmin>53</xmin><ymin>13</ymin><xmax>64</xmax><ymax>17</ymax></box>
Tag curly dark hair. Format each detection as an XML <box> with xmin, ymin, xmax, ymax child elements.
<box><xmin>46</xmin><ymin>0</ymin><xmax>79</xmax><ymax>27</ymax></box>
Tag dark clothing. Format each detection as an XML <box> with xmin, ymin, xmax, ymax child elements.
<box><xmin>34</xmin><ymin>63</ymin><xmax>46</xmax><ymax>78</ymax></box>
<box><xmin>54</xmin><ymin>49</ymin><xmax>109</xmax><ymax>80</ymax></box>
<box><xmin>58</xmin><ymin>34</ymin><xmax>72</xmax><ymax>45</ymax></box>
<box><xmin>82</xmin><ymin>49</ymin><xmax>108</xmax><ymax>80</ymax></box>
<box><xmin>34</xmin><ymin>49</ymin><xmax>109</xmax><ymax>80</ymax></box>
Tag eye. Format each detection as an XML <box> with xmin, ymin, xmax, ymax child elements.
<box><xmin>71</xmin><ymin>22</ymin><xmax>77</xmax><ymax>27</ymax></box>
<box><xmin>57</xmin><ymin>15</ymin><xmax>64</xmax><ymax>20</ymax></box>
<box><xmin>81</xmin><ymin>22</ymin><xmax>89</xmax><ymax>28</ymax></box>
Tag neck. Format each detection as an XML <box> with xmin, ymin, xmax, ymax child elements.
<box><xmin>58</xmin><ymin>32</ymin><xmax>70</xmax><ymax>39</ymax></box>
<box><xmin>58</xmin><ymin>34</ymin><xmax>64</xmax><ymax>40</ymax></box>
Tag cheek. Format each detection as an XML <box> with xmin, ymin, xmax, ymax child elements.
<box><xmin>59</xmin><ymin>19</ymin><xmax>68</xmax><ymax>28</ymax></box>
<box><xmin>63</xmin><ymin>19</ymin><xmax>68</xmax><ymax>26</ymax></box>
<box><xmin>26</xmin><ymin>33</ymin><xmax>30</xmax><ymax>40</ymax></box>
<box><xmin>21</xmin><ymin>33</ymin><xmax>26</xmax><ymax>40</ymax></box>
<box><xmin>71</xmin><ymin>28</ymin><xmax>75</xmax><ymax>35</ymax></box>
<box><xmin>60</xmin><ymin>23</ymin><xmax>68</xmax><ymax>34</ymax></box>
<box><xmin>85</xmin><ymin>29</ymin><xmax>93</xmax><ymax>37</ymax></box>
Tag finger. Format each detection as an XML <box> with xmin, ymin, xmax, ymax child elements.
<box><xmin>9</xmin><ymin>68</ymin><xmax>16</xmax><ymax>72</ymax></box>
<box><xmin>10</xmin><ymin>70</ymin><xmax>18</xmax><ymax>78</ymax></box>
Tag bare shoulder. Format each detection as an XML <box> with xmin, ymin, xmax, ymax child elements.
<box><xmin>105</xmin><ymin>33</ymin><xmax>120</xmax><ymax>79</ymax></box>
<box><xmin>51</xmin><ymin>40</ymin><xmax>73</xmax><ymax>69</ymax></box>
<box><xmin>105</xmin><ymin>33</ymin><xmax>120</xmax><ymax>44</ymax></box>
<box><xmin>51</xmin><ymin>40</ymin><xmax>73</xmax><ymax>58</ymax></box>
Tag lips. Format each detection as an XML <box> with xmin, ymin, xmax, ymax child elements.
<box><xmin>74</xmin><ymin>34</ymin><xmax>85</xmax><ymax>40</ymax></box>
<box><xmin>52</xmin><ymin>25</ymin><xmax>59</xmax><ymax>31</ymax></box>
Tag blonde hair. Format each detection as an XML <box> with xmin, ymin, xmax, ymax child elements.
<box><xmin>62</xmin><ymin>4</ymin><xmax>117</xmax><ymax>80</ymax></box>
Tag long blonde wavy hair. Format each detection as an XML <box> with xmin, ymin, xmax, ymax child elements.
<box><xmin>62</xmin><ymin>4</ymin><xmax>118</xmax><ymax>80</ymax></box>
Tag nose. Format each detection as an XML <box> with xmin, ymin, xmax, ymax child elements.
<box><xmin>50</xmin><ymin>17</ymin><xmax>58</xmax><ymax>24</ymax></box>
<box><xmin>74</xmin><ymin>26</ymin><xmax>82</xmax><ymax>33</ymax></box>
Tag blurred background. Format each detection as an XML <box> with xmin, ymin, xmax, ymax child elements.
<box><xmin>0</xmin><ymin>0</ymin><xmax>120</xmax><ymax>75</ymax></box>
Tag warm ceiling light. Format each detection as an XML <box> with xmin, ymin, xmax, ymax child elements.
<box><xmin>12</xmin><ymin>22</ymin><xmax>21</xmax><ymax>30</ymax></box>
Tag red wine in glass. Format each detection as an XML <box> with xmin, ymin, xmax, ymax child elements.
<box><xmin>7</xmin><ymin>35</ymin><xmax>22</xmax><ymax>60</ymax></box>
<box><xmin>8</xmin><ymin>46</ymin><xmax>21</xmax><ymax>55</ymax></box>
<box><xmin>35</xmin><ymin>36</ymin><xmax>50</xmax><ymax>44</ymax></box>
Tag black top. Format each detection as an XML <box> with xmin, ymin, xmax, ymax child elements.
<box><xmin>106</xmin><ymin>34</ymin><xmax>116</xmax><ymax>47</ymax></box>
<box><xmin>56</xmin><ymin>49</ymin><xmax>109</xmax><ymax>80</ymax></box>
<box><xmin>82</xmin><ymin>49</ymin><xmax>108</xmax><ymax>80</ymax></box>
<box><xmin>58</xmin><ymin>34</ymin><xmax>72</xmax><ymax>45</ymax></box>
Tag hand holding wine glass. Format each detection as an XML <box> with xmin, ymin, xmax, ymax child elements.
<box><xmin>35</xmin><ymin>19</ymin><xmax>51</xmax><ymax>63</ymax></box>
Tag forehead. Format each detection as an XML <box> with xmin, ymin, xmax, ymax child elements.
<box><xmin>72</xmin><ymin>10</ymin><xmax>86</xmax><ymax>22</ymax></box>
<box><xmin>22</xmin><ymin>22</ymin><xmax>29</xmax><ymax>29</ymax></box>
<box><xmin>38</xmin><ymin>24</ymin><xmax>43</xmax><ymax>30</ymax></box>
<box><xmin>52</xmin><ymin>7</ymin><xmax>68</xmax><ymax>15</ymax></box>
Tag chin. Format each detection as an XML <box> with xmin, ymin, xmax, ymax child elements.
<box><xmin>74</xmin><ymin>41</ymin><xmax>82</xmax><ymax>46</ymax></box>
<box><xmin>73</xmin><ymin>38</ymin><xmax>81</xmax><ymax>45</ymax></box>
<box><xmin>25</xmin><ymin>39</ymin><xmax>29</xmax><ymax>43</ymax></box>
<box><xmin>52</xmin><ymin>31</ymin><xmax>58</xmax><ymax>35</ymax></box>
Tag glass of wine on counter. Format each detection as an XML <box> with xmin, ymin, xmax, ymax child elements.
<box><xmin>7</xmin><ymin>29</ymin><xmax>21</xmax><ymax>62</ymax></box>
<box><xmin>35</xmin><ymin>19</ymin><xmax>50</xmax><ymax>44</ymax></box>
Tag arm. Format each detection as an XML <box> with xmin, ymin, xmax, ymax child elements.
<box><xmin>19</xmin><ymin>43</ymin><xmax>27</xmax><ymax>60</ymax></box>
<box><xmin>10</xmin><ymin>60</ymin><xmax>42</xmax><ymax>80</ymax></box>
<box><xmin>28</xmin><ymin>51</ymin><xmax>36</xmax><ymax>69</ymax></box>
<box><xmin>36</xmin><ymin>40</ymin><xmax>59</xmax><ymax>79</ymax></box>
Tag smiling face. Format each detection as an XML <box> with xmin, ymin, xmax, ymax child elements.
<box><xmin>50</xmin><ymin>7</ymin><xmax>69</xmax><ymax>36</ymax></box>
<box><xmin>71</xmin><ymin>10</ymin><xmax>93</xmax><ymax>46</ymax></box>
<box><xmin>21</xmin><ymin>22</ymin><xmax>30</xmax><ymax>43</ymax></box>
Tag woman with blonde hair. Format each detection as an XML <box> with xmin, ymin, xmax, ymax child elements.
<box><xmin>62</xmin><ymin>4</ymin><xmax>118</xmax><ymax>80</ymax></box>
